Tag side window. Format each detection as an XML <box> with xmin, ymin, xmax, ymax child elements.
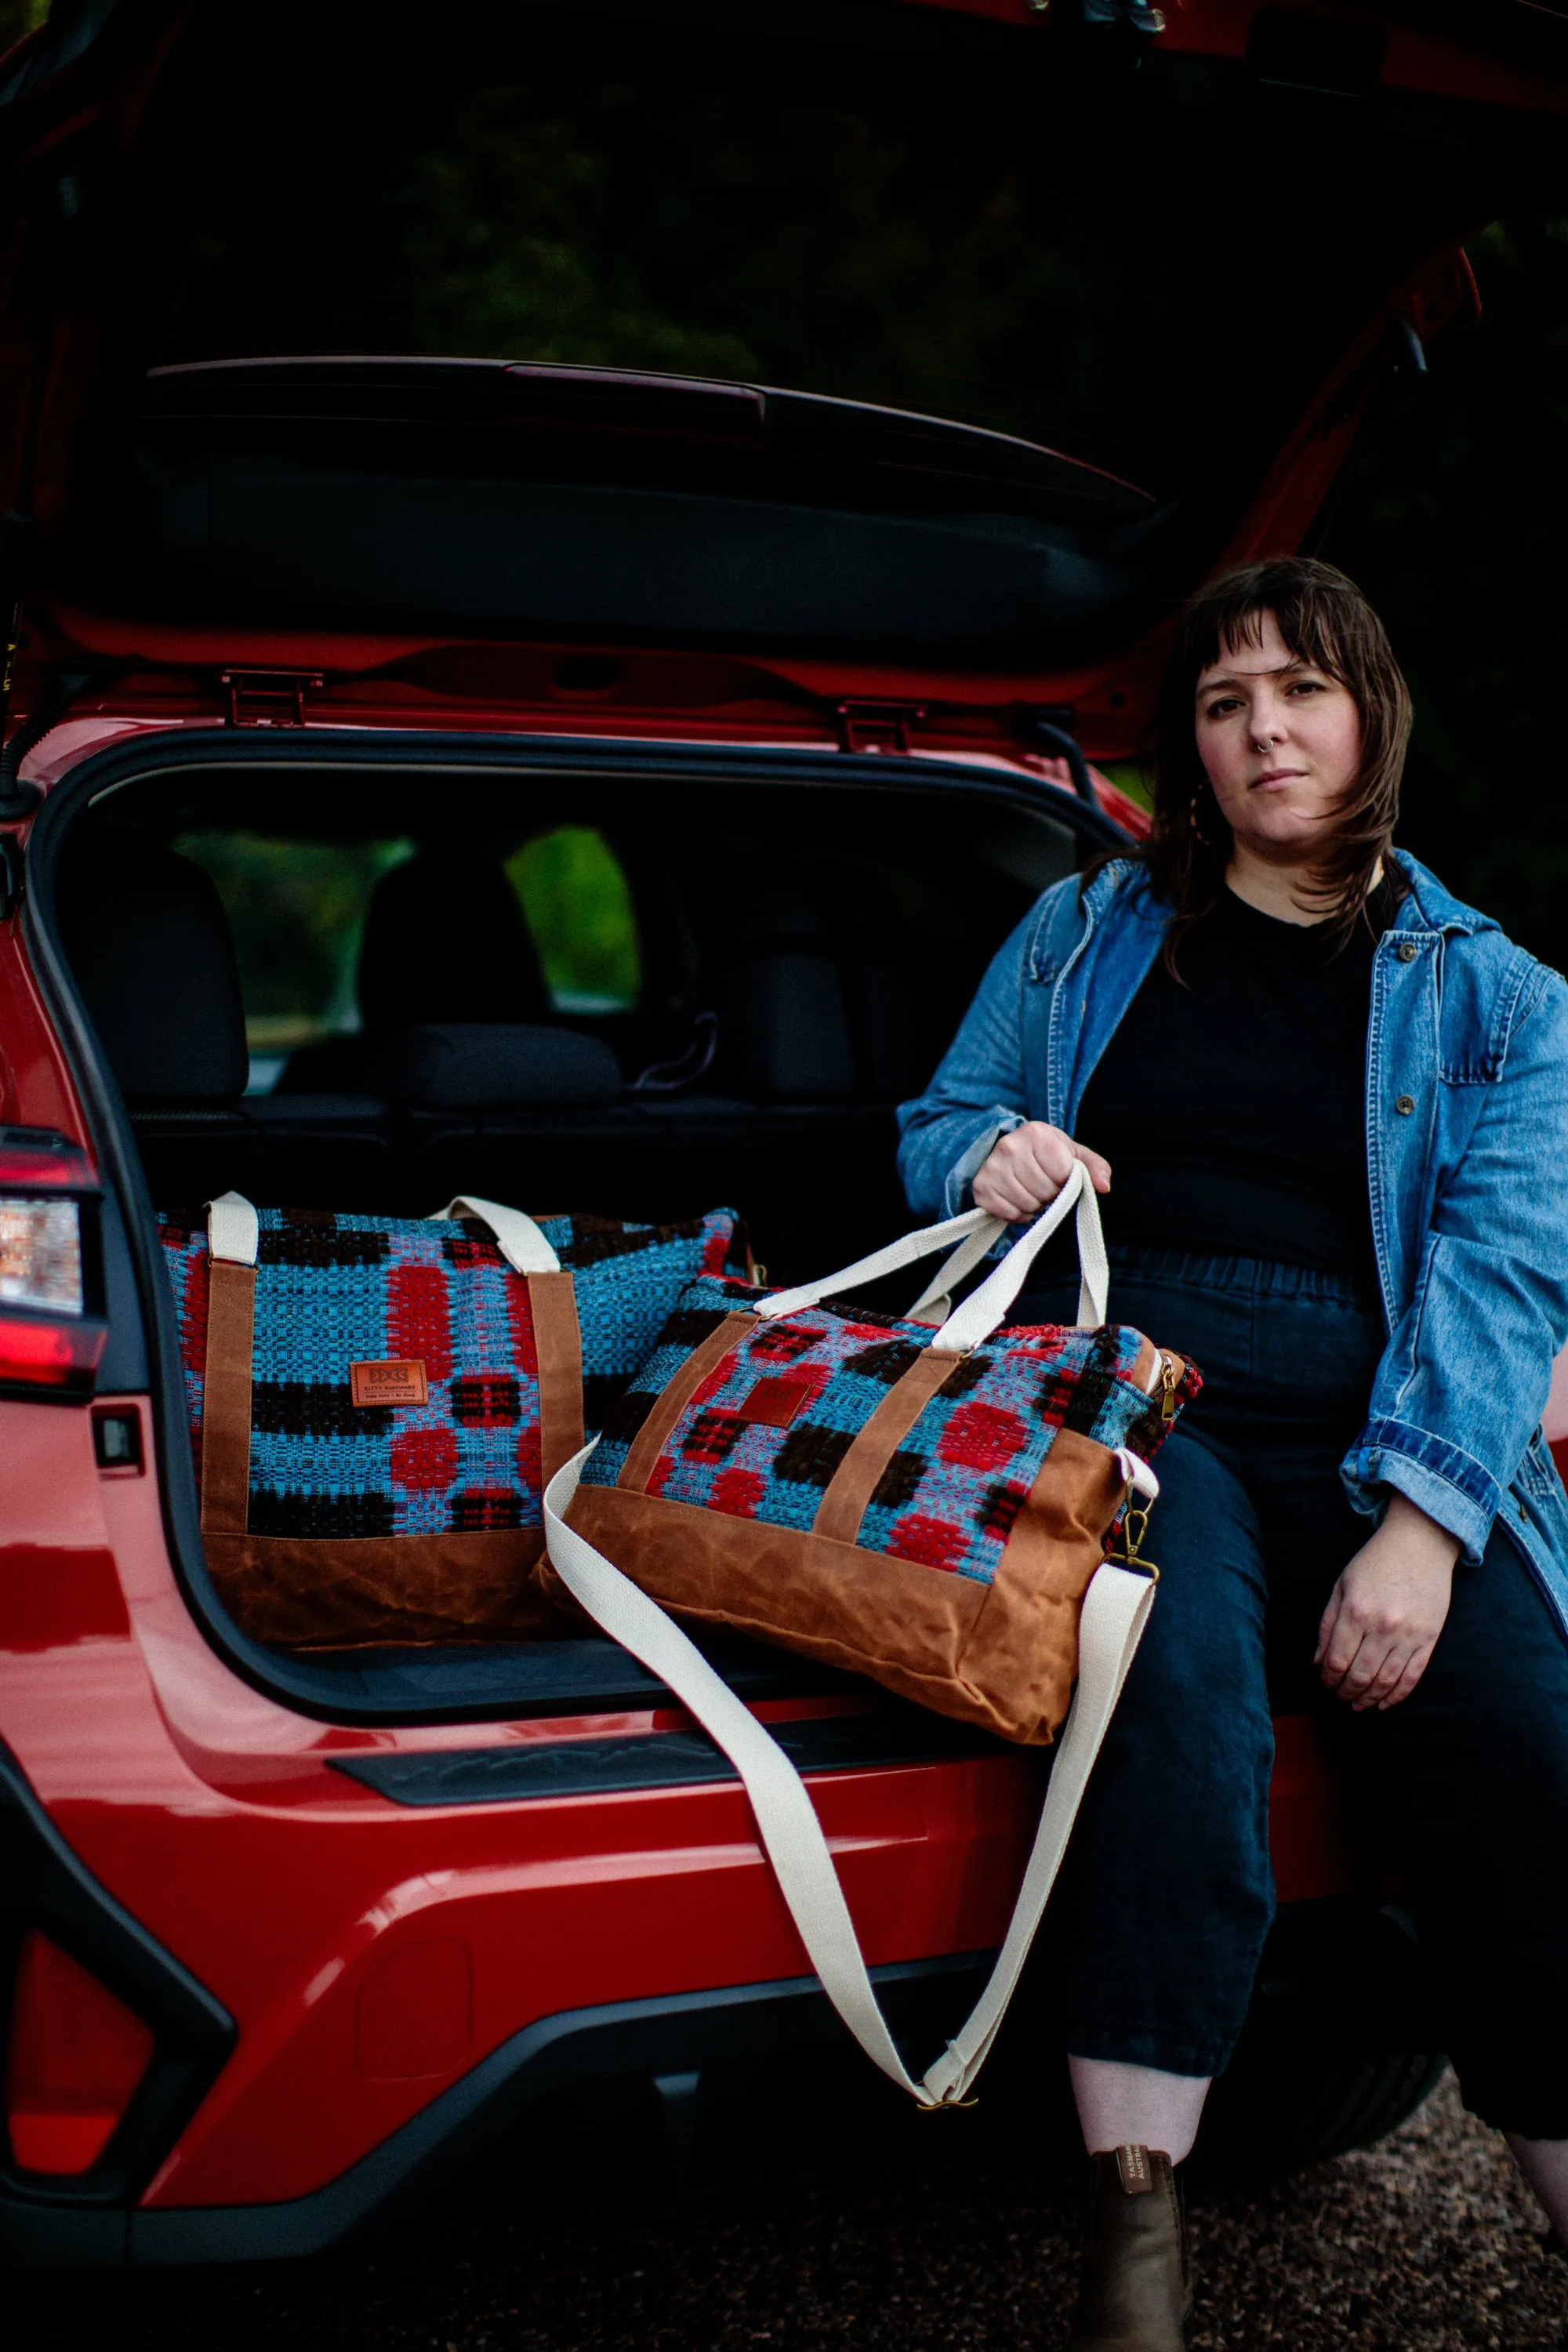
<box><xmin>506</xmin><ymin>828</ymin><xmax>641</xmax><ymax>1014</ymax></box>
<box><xmin>175</xmin><ymin>831</ymin><xmax>413</xmax><ymax>1091</ymax></box>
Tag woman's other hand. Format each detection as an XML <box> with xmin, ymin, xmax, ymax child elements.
<box><xmin>972</xmin><ymin>1122</ymin><xmax>1112</xmax><ymax>1221</ymax></box>
<box><xmin>1316</xmin><ymin>1493</ymin><xmax>1461</xmax><ymax>1711</ymax></box>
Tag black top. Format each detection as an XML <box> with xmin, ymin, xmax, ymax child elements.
<box><xmin>1073</xmin><ymin>884</ymin><xmax>1386</xmax><ymax>1278</ymax></box>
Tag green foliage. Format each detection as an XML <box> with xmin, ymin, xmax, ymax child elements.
<box><xmin>1098</xmin><ymin>760</ymin><xmax>1153</xmax><ymax>815</ymax></box>
<box><xmin>174</xmin><ymin>832</ymin><xmax>412</xmax><ymax>1049</ymax></box>
<box><xmin>506</xmin><ymin>828</ymin><xmax>641</xmax><ymax>1011</ymax></box>
<box><xmin>392</xmin><ymin>80</ymin><xmax>1156</xmax><ymax>460</ymax></box>
<box><xmin>154</xmin><ymin>53</ymin><xmax>1240</xmax><ymax>492</ymax></box>
<box><xmin>399</xmin><ymin>86</ymin><xmax>759</xmax><ymax>381</ymax></box>
<box><xmin>0</xmin><ymin>0</ymin><xmax>49</xmax><ymax>60</ymax></box>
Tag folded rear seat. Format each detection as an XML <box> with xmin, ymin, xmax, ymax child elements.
<box><xmin>371</xmin><ymin>1022</ymin><xmax>622</xmax><ymax>1111</ymax></box>
<box><xmin>377</xmin><ymin>1020</ymin><xmax>628</xmax><ymax>1209</ymax></box>
<box><xmin>59</xmin><ymin>848</ymin><xmax>395</xmax><ymax>1210</ymax></box>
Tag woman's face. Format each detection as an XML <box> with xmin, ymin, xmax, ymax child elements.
<box><xmin>1193</xmin><ymin>609</ymin><xmax>1363</xmax><ymax>861</ymax></box>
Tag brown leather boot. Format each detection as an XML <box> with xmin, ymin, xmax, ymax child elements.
<box><xmin>1063</xmin><ymin>2143</ymin><xmax>1191</xmax><ymax>2350</ymax></box>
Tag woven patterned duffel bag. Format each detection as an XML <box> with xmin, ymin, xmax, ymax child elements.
<box><xmin>157</xmin><ymin>1192</ymin><xmax>746</xmax><ymax>1647</ymax></box>
<box><xmin>540</xmin><ymin>1163</ymin><xmax>1199</xmax><ymax>2110</ymax></box>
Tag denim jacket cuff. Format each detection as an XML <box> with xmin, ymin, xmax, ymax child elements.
<box><xmin>1342</xmin><ymin>1417</ymin><xmax>1497</xmax><ymax>1566</ymax></box>
<box><xmin>942</xmin><ymin>1113</ymin><xmax>1024</xmax><ymax>1218</ymax></box>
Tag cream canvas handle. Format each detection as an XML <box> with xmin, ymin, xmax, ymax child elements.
<box><xmin>932</xmin><ymin>1161</ymin><xmax>1108</xmax><ymax>1349</ymax></box>
<box><xmin>905</xmin><ymin>1213</ymin><xmax>1007</xmax><ymax>1328</ymax></box>
<box><xmin>430</xmin><ymin>1195</ymin><xmax>561</xmax><ymax>1275</ymax></box>
<box><xmin>207</xmin><ymin>1191</ymin><xmax>260</xmax><ymax>1265</ymax></box>
<box><xmin>208</xmin><ymin>1192</ymin><xmax>561</xmax><ymax>1278</ymax></box>
<box><xmin>756</xmin><ymin>1206</ymin><xmax>997</xmax><ymax>1323</ymax></box>
<box><xmin>543</xmin><ymin>1446</ymin><xmax>1155</xmax><ymax>2109</ymax></box>
<box><xmin>759</xmin><ymin>1161</ymin><xmax>1108</xmax><ymax>1345</ymax></box>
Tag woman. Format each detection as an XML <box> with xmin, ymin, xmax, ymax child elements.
<box><xmin>897</xmin><ymin>557</ymin><xmax>1568</xmax><ymax>2350</ymax></box>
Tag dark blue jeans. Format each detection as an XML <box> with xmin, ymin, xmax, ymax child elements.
<box><xmin>1015</xmin><ymin>1248</ymin><xmax>1568</xmax><ymax>2137</ymax></box>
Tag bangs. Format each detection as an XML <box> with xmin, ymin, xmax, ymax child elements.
<box><xmin>1193</xmin><ymin>579</ymin><xmax>1356</xmax><ymax>691</ymax></box>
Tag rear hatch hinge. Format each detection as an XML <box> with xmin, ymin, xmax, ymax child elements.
<box><xmin>220</xmin><ymin>668</ymin><xmax>325</xmax><ymax>728</ymax></box>
<box><xmin>835</xmin><ymin>699</ymin><xmax>927</xmax><ymax>756</ymax></box>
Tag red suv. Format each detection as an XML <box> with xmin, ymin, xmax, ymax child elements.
<box><xmin>2</xmin><ymin>0</ymin><xmax>1566</xmax><ymax>2270</ymax></box>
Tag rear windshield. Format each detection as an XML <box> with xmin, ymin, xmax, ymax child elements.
<box><xmin>136</xmin><ymin>1</ymin><xmax>1450</xmax><ymax>506</ymax></box>
<box><xmin>177</xmin><ymin>823</ymin><xmax>643</xmax><ymax>1090</ymax></box>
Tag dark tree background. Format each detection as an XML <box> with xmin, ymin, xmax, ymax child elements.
<box><xmin>1328</xmin><ymin>214</ymin><xmax>1568</xmax><ymax>966</ymax></box>
<box><xmin>0</xmin><ymin>1</ymin><xmax>1562</xmax><ymax>960</ymax></box>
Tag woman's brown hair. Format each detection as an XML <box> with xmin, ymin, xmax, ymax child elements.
<box><xmin>1145</xmin><ymin>556</ymin><xmax>1412</xmax><ymax>974</ymax></box>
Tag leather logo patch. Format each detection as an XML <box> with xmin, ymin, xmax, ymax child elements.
<box><xmin>350</xmin><ymin>1359</ymin><xmax>428</xmax><ymax>1408</ymax></box>
<box><xmin>736</xmin><ymin>1375</ymin><xmax>813</xmax><ymax>1428</ymax></box>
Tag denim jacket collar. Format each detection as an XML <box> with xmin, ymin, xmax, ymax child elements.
<box><xmin>1071</xmin><ymin>848</ymin><xmax>1494</xmax><ymax>946</ymax></box>
<box><xmin>1385</xmin><ymin>853</ymin><xmax>1495</xmax><ymax>941</ymax></box>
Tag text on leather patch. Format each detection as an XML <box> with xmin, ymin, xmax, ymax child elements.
<box><xmin>350</xmin><ymin>1359</ymin><xmax>428</xmax><ymax>1407</ymax></box>
<box><xmin>737</xmin><ymin>1376</ymin><xmax>814</xmax><ymax>1428</ymax></box>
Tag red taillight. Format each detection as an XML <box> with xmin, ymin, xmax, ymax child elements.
<box><xmin>0</xmin><ymin>1192</ymin><xmax>105</xmax><ymax>1394</ymax></box>
<box><xmin>0</xmin><ymin>1312</ymin><xmax>105</xmax><ymax>1390</ymax></box>
<box><xmin>5</xmin><ymin>1932</ymin><xmax>154</xmax><ymax>2174</ymax></box>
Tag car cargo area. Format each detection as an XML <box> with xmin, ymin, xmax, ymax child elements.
<box><xmin>28</xmin><ymin>731</ymin><xmax>1102</xmax><ymax>1725</ymax></box>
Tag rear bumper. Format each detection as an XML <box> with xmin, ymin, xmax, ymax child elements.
<box><xmin>1</xmin><ymin>1952</ymin><xmax>987</xmax><ymax>2268</ymax></box>
<box><xmin>0</xmin><ymin>1717</ymin><xmax>1429</xmax><ymax>2270</ymax></box>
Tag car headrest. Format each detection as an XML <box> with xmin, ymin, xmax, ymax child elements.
<box><xmin>58</xmin><ymin>848</ymin><xmax>249</xmax><ymax>1105</ymax></box>
<box><xmin>357</xmin><ymin>855</ymin><xmax>551</xmax><ymax>1033</ymax></box>
<box><xmin>368</xmin><ymin>1024</ymin><xmax>622</xmax><ymax>1109</ymax></box>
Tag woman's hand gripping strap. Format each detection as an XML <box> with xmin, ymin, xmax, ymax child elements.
<box><xmin>543</xmin><ymin>1446</ymin><xmax>1156</xmax><ymax>2110</ymax></box>
<box><xmin>757</xmin><ymin>1170</ymin><xmax>1108</xmax><ymax>1345</ymax></box>
<box><xmin>931</xmin><ymin>1159</ymin><xmax>1109</xmax><ymax>1350</ymax></box>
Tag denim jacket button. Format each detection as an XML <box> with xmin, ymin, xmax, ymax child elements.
<box><xmin>1395</xmin><ymin>1093</ymin><xmax>1416</xmax><ymax>1115</ymax></box>
<box><xmin>1397</xmin><ymin>942</ymin><xmax>1419</xmax><ymax>964</ymax></box>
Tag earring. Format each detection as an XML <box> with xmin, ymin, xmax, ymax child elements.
<box><xmin>1189</xmin><ymin>789</ymin><xmax>1212</xmax><ymax>847</ymax></box>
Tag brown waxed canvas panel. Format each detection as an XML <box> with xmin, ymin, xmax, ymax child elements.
<box><xmin>202</xmin><ymin>1528</ymin><xmax>557</xmax><ymax>1648</ymax></box>
<box><xmin>550</xmin><ymin>1420</ymin><xmax>1129</xmax><ymax>1745</ymax></box>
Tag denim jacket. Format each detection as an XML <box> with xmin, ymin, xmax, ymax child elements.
<box><xmin>896</xmin><ymin>854</ymin><xmax>1568</xmax><ymax>1636</ymax></box>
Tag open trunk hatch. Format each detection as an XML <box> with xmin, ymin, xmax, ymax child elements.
<box><xmin>0</xmin><ymin>0</ymin><xmax>1562</xmax><ymax>746</ymax></box>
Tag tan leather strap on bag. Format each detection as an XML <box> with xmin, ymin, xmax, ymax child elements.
<box><xmin>617</xmin><ymin>1312</ymin><xmax>757</xmax><ymax>1494</ymax></box>
<box><xmin>200</xmin><ymin>1265</ymin><xmax>256</xmax><ymax>1535</ymax></box>
<box><xmin>811</xmin><ymin>1347</ymin><xmax>960</xmax><ymax>1545</ymax></box>
<box><xmin>527</xmin><ymin>1270</ymin><xmax>586</xmax><ymax>1489</ymax></box>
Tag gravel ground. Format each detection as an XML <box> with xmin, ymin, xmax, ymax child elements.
<box><xmin>13</xmin><ymin>2072</ymin><xmax>1567</xmax><ymax>2351</ymax></box>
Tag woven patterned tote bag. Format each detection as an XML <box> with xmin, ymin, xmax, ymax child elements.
<box><xmin>158</xmin><ymin>1192</ymin><xmax>745</xmax><ymax>1647</ymax></box>
<box><xmin>540</xmin><ymin>1165</ymin><xmax>1199</xmax><ymax>2109</ymax></box>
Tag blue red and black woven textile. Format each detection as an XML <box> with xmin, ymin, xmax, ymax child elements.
<box><xmin>158</xmin><ymin>1207</ymin><xmax>744</xmax><ymax>1540</ymax></box>
<box><xmin>586</xmin><ymin>1273</ymin><xmax>1198</xmax><ymax>1582</ymax></box>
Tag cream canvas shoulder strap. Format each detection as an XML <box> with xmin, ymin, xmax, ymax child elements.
<box><xmin>543</xmin><ymin>1448</ymin><xmax>1154</xmax><ymax>2109</ymax></box>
